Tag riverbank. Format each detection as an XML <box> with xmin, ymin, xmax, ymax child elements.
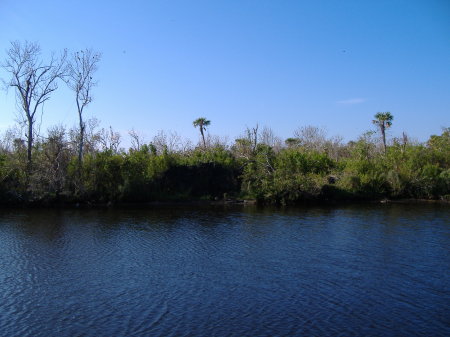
<box><xmin>1</xmin><ymin>195</ymin><xmax>448</xmax><ymax>209</ymax></box>
<box><xmin>1</xmin><ymin>127</ymin><xmax>448</xmax><ymax>207</ymax></box>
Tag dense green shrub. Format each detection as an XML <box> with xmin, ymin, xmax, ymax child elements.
<box><xmin>81</xmin><ymin>151</ymin><xmax>125</xmax><ymax>202</ymax></box>
<box><xmin>0</xmin><ymin>127</ymin><xmax>448</xmax><ymax>205</ymax></box>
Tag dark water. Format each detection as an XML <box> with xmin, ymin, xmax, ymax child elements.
<box><xmin>0</xmin><ymin>204</ymin><xmax>449</xmax><ymax>337</ymax></box>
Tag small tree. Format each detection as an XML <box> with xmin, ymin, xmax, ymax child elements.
<box><xmin>129</xmin><ymin>128</ymin><xmax>145</xmax><ymax>152</ymax></box>
<box><xmin>372</xmin><ymin>112</ymin><xmax>393</xmax><ymax>154</ymax></box>
<box><xmin>65</xmin><ymin>48</ymin><xmax>101</xmax><ymax>164</ymax></box>
<box><xmin>2</xmin><ymin>41</ymin><xmax>66</xmax><ymax>168</ymax></box>
<box><xmin>31</xmin><ymin>125</ymin><xmax>70</xmax><ymax>198</ymax></box>
<box><xmin>293</xmin><ymin>125</ymin><xmax>327</xmax><ymax>152</ymax></box>
<box><xmin>193</xmin><ymin>117</ymin><xmax>210</xmax><ymax>148</ymax></box>
<box><xmin>260</xmin><ymin>126</ymin><xmax>283</xmax><ymax>152</ymax></box>
<box><xmin>285</xmin><ymin>138</ymin><xmax>300</xmax><ymax>148</ymax></box>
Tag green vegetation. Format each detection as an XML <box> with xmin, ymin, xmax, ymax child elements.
<box><xmin>193</xmin><ymin>117</ymin><xmax>211</xmax><ymax>148</ymax></box>
<box><xmin>0</xmin><ymin>120</ymin><xmax>448</xmax><ymax>206</ymax></box>
<box><xmin>1</xmin><ymin>41</ymin><xmax>448</xmax><ymax>206</ymax></box>
<box><xmin>372</xmin><ymin>112</ymin><xmax>393</xmax><ymax>154</ymax></box>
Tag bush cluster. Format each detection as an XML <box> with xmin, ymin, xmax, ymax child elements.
<box><xmin>0</xmin><ymin>125</ymin><xmax>448</xmax><ymax>205</ymax></box>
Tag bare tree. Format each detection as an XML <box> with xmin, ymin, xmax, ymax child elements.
<box><xmin>259</xmin><ymin>126</ymin><xmax>283</xmax><ymax>152</ymax></box>
<box><xmin>324</xmin><ymin>135</ymin><xmax>344</xmax><ymax>160</ymax></box>
<box><xmin>152</xmin><ymin>130</ymin><xmax>185</xmax><ymax>154</ymax></box>
<box><xmin>65</xmin><ymin>48</ymin><xmax>101</xmax><ymax>163</ymax></box>
<box><xmin>69</xmin><ymin>117</ymin><xmax>102</xmax><ymax>155</ymax></box>
<box><xmin>2</xmin><ymin>41</ymin><xmax>66</xmax><ymax>167</ymax></box>
<box><xmin>129</xmin><ymin>128</ymin><xmax>147</xmax><ymax>152</ymax></box>
<box><xmin>293</xmin><ymin>125</ymin><xmax>327</xmax><ymax>152</ymax></box>
<box><xmin>205</xmin><ymin>134</ymin><xmax>229</xmax><ymax>149</ymax></box>
<box><xmin>99</xmin><ymin>126</ymin><xmax>121</xmax><ymax>153</ymax></box>
<box><xmin>233</xmin><ymin>124</ymin><xmax>259</xmax><ymax>160</ymax></box>
<box><xmin>0</xmin><ymin>126</ymin><xmax>23</xmax><ymax>153</ymax></box>
<box><xmin>166</xmin><ymin>131</ymin><xmax>183</xmax><ymax>152</ymax></box>
<box><xmin>244</xmin><ymin>124</ymin><xmax>259</xmax><ymax>153</ymax></box>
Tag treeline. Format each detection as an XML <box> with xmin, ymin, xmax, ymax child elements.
<box><xmin>1</xmin><ymin>41</ymin><xmax>449</xmax><ymax>205</ymax></box>
<box><xmin>0</xmin><ymin>121</ymin><xmax>448</xmax><ymax>205</ymax></box>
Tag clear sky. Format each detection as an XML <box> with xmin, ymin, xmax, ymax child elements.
<box><xmin>0</xmin><ymin>0</ymin><xmax>449</xmax><ymax>146</ymax></box>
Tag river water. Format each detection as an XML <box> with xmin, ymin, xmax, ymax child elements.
<box><xmin>0</xmin><ymin>204</ymin><xmax>448</xmax><ymax>336</ymax></box>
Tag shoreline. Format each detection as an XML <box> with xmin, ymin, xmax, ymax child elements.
<box><xmin>0</xmin><ymin>197</ymin><xmax>448</xmax><ymax>210</ymax></box>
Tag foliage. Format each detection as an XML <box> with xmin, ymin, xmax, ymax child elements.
<box><xmin>3</xmin><ymin>42</ymin><xmax>446</xmax><ymax>205</ymax></box>
<box><xmin>0</xmin><ymin>125</ymin><xmax>448</xmax><ymax>205</ymax></box>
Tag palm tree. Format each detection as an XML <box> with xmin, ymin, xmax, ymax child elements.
<box><xmin>193</xmin><ymin>117</ymin><xmax>211</xmax><ymax>148</ymax></box>
<box><xmin>372</xmin><ymin>112</ymin><xmax>393</xmax><ymax>154</ymax></box>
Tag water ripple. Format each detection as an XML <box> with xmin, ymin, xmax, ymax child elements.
<box><xmin>0</xmin><ymin>204</ymin><xmax>448</xmax><ymax>336</ymax></box>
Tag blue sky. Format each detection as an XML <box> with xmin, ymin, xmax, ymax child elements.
<box><xmin>0</xmin><ymin>0</ymin><xmax>449</xmax><ymax>145</ymax></box>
